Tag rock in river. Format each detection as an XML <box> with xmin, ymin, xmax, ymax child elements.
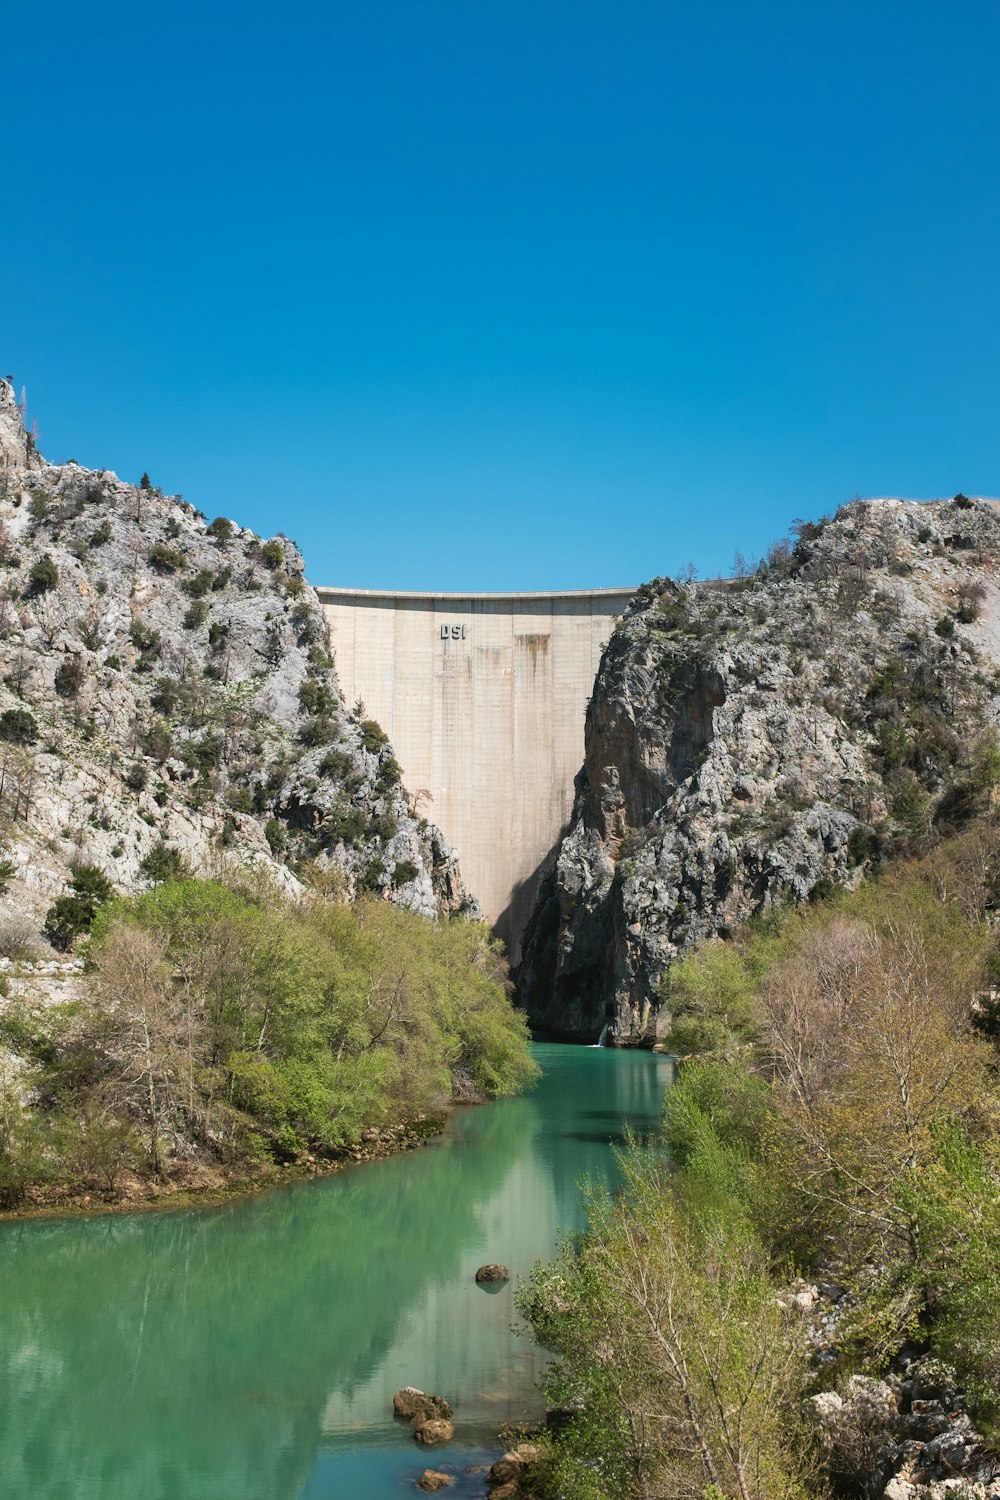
<box><xmin>475</xmin><ymin>1263</ymin><xmax>510</xmax><ymax>1284</ymax></box>
<box><xmin>393</xmin><ymin>1388</ymin><xmax>453</xmax><ymax>1422</ymax></box>
<box><xmin>417</xmin><ymin>1471</ymin><xmax>454</xmax><ymax>1491</ymax></box>
<box><xmin>413</xmin><ymin>1418</ymin><xmax>455</xmax><ymax>1446</ymax></box>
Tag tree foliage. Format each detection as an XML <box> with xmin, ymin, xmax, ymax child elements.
<box><xmin>5</xmin><ymin>879</ymin><xmax>537</xmax><ymax>1195</ymax></box>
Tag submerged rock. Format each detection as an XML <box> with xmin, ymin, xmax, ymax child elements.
<box><xmin>416</xmin><ymin>1471</ymin><xmax>454</xmax><ymax>1491</ymax></box>
<box><xmin>413</xmin><ymin>1418</ymin><xmax>455</xmax><ymax>1446</ymax></box>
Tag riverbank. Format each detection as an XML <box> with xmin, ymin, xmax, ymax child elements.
<box><xmin>0</xmin><ymin>1111</ymin><xmax>448</xmax><ymax>1224</ymax></box>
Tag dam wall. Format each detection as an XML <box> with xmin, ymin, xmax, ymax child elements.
<box><xmin>317</xmin><ymin>587</ymin><xmax>635</xmax><ymax>959</ymax></box>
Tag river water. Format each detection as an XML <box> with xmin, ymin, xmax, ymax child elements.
<box><xmin>0</xmin><ymin>1043</ymin><xmax>671</xmax><ymax>1500</ymax></box>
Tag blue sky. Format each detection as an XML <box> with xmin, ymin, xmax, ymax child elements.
<box><xmin>4</xmin><ymin>1</ymin><xmax>998</xmax><ymax>590</ymax></box>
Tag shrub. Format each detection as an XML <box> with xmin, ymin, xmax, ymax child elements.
<box><xmin>183</xmin><ymin>599</ymin><xmax>209</xmax><ymax>630</ymax></box>
<box><xmin>393</xmin><ymin>859</ymin><xmax>419</xmax><ymax>884</ymax></box>
<box><xmin>319</xmin><ymin>749</ymin><xmax>352</xmax><ymax>780</ymax></box>
<box><xmin>139</xmin><ymin>841</ymin><xmax>189</xmax><ymax>884</ymax></box>
<box><xmin>148</xmin><ymin>544</ymin><xmax>185</xmax><ymax>573</ymax></box>
<box><xmin>206</xmin><ymin>517</ymin><xmax>234</xmax><ymax>541</ymax></box>
<box><xmin>360</xmin><ymin>719</ymin><xmax>389</xmax><ymax>753</ymax></box>
<box><xmin>89</xmin><ymin>519</ymin><xmax>112</xmax><ymax>547</ymax></box>
<box><xmin>124</xmin><ymin>761</ymin><xmax>148</xmax><ymax>792</ymax></box>
<box><xmin>298</xmin><ymin>717</ymin><xmax>330</xmax><ymax>748</ymax></box>
<box><xmin>0</xmin><ymin>709</ymin><xmax>37</xmax><ymax>744</ymax></box>
<box><xmin>208</xmin><ymin>621</ymin><xmax>229</xmax><ymax>652</ymax></box>
<box><xmin>0</xmin><ymin>857</ymin><xmax>17</xmax><ymax>894</ymax></box>
<box><xmin>54</xmin><ymin>656</ymin><xmax>85</xmax><ymax>697</ymax></box>
<box><xmin>0</xmin><ymin>911</ymin><xmax>36</xmax><ymax>960</ymax></box>
<box><xmin>129</xmin><ymin>620</ymin><xmax>161</xmax><ymax>657</ymax></box>
<box><xmin>264</xmin><ymin>818</ymin><xmax>286</xmax><ymax>853</ymax></box>
<box><xmin>181</xmin><ymin>733</ymin><xmax>222</xmax><ymax>775</ymax></box>
<box><xmin>150</xmin><ymin>678</ymin><xmax>178</xmax><ymax>715</ymax></box>
<box><xmin>298</xmin><ymin>677</ymin><xmax>336</xmax><ymax>717</ymax></box>
<box><xmin>27</xmin><ymin>554</ymin><xmax>59</xmax><ymax>595</ymax></box>
<box><xmin>184</xmin><ymin>569</ymin><xmax>214</xmax><ymax>599</ymax></box>
<box><xmin>935</xmin><ymin>614</ymin><xmax>956</xmax><ymax>638</ymax></box>
<box><xmin>142</xmin><ymin>719</ymin><xmax>173</xmax><ymax>761</ymax></box>
<box><xmin>259</xmin><ymin>539</ymin><xmax>284</xmax><ymax>570</ymax></box>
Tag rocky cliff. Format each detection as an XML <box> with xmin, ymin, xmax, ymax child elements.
<box><xmin>519</xmin><ymin>497</ymin><xmax>1000</xmax><ymax>1042</ymax></box>
<box><xmin>0</xmin><ymin>379</ymin><xmax>473</xmax><ymax>945</ymax></box>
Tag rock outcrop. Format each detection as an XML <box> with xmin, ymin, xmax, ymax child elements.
<box><xmin>519</xmin><ymin>498</ymin><xmax>1000</xmax><ymax>1042</ymax></box>
<box><xmin>0</xmin><ymin>379</ymin><xmax>474</xmax><ymax>941</ymax></box>
<box><xmin>811</xmin><ymin>1360</ymin><xmax>1000</xmax><ymax>1499</ymax></box>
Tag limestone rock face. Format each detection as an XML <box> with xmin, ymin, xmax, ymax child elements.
<box><xmin>519</xmin><ymin>497</ymin><xmax>1000</xmax><ymax>1042</ymax></box>
<box><xmin>0</xmin><ymin>379</ymin><xmax>475</xmax><ymax>937</ymax></box>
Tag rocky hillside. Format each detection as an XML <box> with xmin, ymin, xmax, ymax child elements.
<box><xmin>519</xmin><ymin>496</ymin><xmax>1000</xmax><ymax>1042</ymax></box>
<box><xmin>0</xmin><ymin>379</ymin><xmax>473</xmax><ymax>950</ymax></box>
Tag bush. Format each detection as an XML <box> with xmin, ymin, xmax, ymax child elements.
<box><xmin>206</xmin><ymin>516</ymin><xmax>234</xmax><ymax>541</ymax></box>
<box><xmin>124</xmin><ymin>761</ymin><xmax>148</xmax><ymax>792</ymax></box>
<box><xmin>183</xmin><ymin>599</ymin><xmax>209</xmax><ymax>630</ymax></box>
<box><xmin>0</xmin><ymin>709</ymin><xmax>37</xmax><ymax>744</ymax></box>
<box><xmin>298</xmin><ymin>717</ymin><xmax>330</xmax><ymax>748</ymax></box>
<box><xmin>54</xmin><ymin>656</ymin><xmax>85</xmax><ymax>697</ymax></box>
<box><xmin>393</xmin><ymin>859</ymin><xmax>419</xmax><ymax>884</ymax></box>
<box><xmin>0</xmin><ymin>912</ymin><xmax>37</xmax><ymax>960</ymax></box>
<box><xmin>259</xmin><ymin>539</ymin><xmax>284</xmax><ymax>570</ymax></box>
<box><xmin>27</xmin><ymin>554</ymin><xmax>59</xmax><ymax>595</ymax></box>
<box><xmin>90</xmin><ymin>520</ymin><xmax>112</xmax><ymax>547</ymax></box>
<box><xmin>264</xmin><ymin>818</ymin><xmax>286</xmax><ymax>853</ymax></box>
<box><xmin>935</xmin><ymin>614</ymin><xmax>956</xmax><ymax>638</ymax></box>
<box><xmin>299</xmin><ymin>677</ymin><xmax>337</xmax><ymax>717</ymax></box>
<box><xmin>319</xmin><ymin>749</ymin><xmax>352</xmax><ymax>780</ymax></box>
<box><xmin>184</xmin><ymin>569</ymin><xmax>215</xmax><ymax>599</ymax></box>
<box><xmin>148</xmin><ymin>544</ymin><xmax>185</xmax><ymax>573</ymax></box>
<box><xmin>360</xmin><ymin>719</ymin><xmax>389</xmax><ymax>753</ymax></box>
<box><xmin>139</xmin><ymin>841</ymin><xmax>189</xmax><ymax>884</ymax></box>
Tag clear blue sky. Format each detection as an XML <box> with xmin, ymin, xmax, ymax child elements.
<box><xmin>4</xmin><ymin>1</ymin><xmax>998</xmax><ymax>590</ymax></box>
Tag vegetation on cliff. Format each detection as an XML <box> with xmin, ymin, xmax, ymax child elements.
<box><xmin>519</xmin><ymin>818</ymin><xmax>1000</xmax><ymax>1498</ymax></box>
<box><xmin>0</xmin><ymin>877</ymin><xmax>537</xmax><ymax>1211</ymax></box>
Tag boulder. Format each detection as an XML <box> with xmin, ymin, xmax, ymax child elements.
<box><xmin>488</xmin><ymin>1451</ymin><xmax>527</xmax><ymax>1487</ymax></box>
<box><xmin>475</xmin><ymin>1263</ymin><xmax>510</xmax><ymax>1284</ymax></box>
<box><xmin>393</xmin><ymin>1388</ymin><xmax>453</xmax><ymax>1423</ymax></box>
<box><xmin>413</xmin><ymin>1418</ymin><xmax>455</xmax><ymax>1446</ymax></box>
<box><xmin>394</xmin><ymin>1387</ymin><xmax>429</xmax><ymax>1420</ymax></box>
<box><xmin>416</xmin><ymin>1472</ymin><xmax>454</xmax><ymax>1492</ymax></box>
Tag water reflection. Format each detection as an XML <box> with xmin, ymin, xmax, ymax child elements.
<box><xmin>0</xmin><ymin>1044</ymin><xmax>670</xmax><ymax>1500</ymax></box>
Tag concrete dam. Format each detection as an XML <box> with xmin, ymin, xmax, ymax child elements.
<box><xmin>318</xmin><ymin>587</ymin><xmax>635</xmax><ymax>959</ymax></box>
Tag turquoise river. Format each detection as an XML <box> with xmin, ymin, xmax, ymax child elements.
<box><xmin>0</xmin><ymin>1043</ymin><xmax>672</xmax><ymax>1499</ymax></box>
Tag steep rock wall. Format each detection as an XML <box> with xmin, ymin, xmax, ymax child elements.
<box><xmin>519</xmin><ymin>498</ymin><xmax>1000</xmax><ymax>1042</ymax></box>
<box><xmin>0</xmin><ymin>380</ymin><xmax>473</xmax><ymax>937</ymax></box>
